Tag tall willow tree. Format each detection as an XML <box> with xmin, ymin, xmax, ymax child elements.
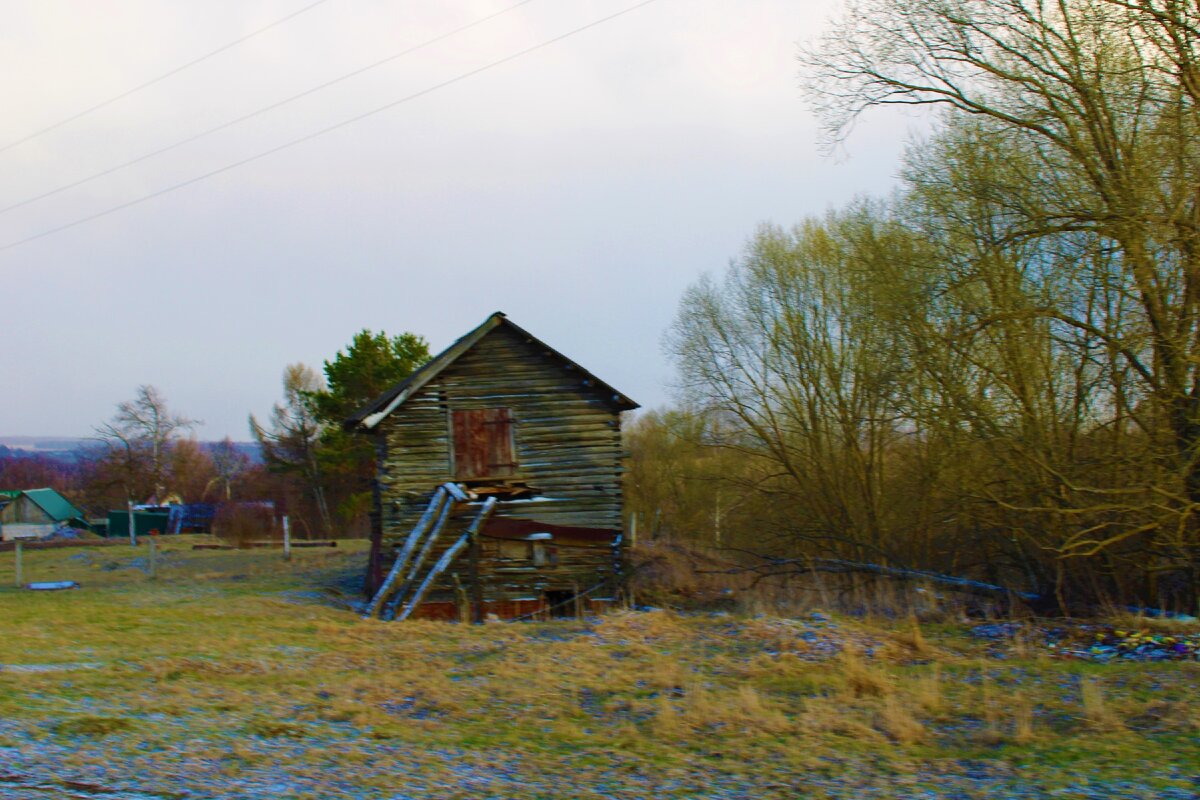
<box><xmin>649</xmin><ymin>0</ymin><xmax>1200</xmax><ymax>608</ymax></box>
<box><xmin>250</xmin><ymin>364</ymin><xmax>332</xmax><ymax>534</ymax></box>
<box><xmin>669</xmin><ymin>210</ymin><xmax>924</xmax><ymax>564</ymax></box>
<box><xmin>794</xmin><ymin>0</ymin><xmax>1200</xmax><ymax>605</ymax></box>
<box><xmin>881</xmin><ymin>120</ymin><xmax>1171</xmax><ymax>600</ymax></box>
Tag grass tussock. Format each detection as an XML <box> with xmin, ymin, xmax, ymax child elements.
<box><xmin>840</xmin><ymin>648</ymin><xmax>892</xmax><ymax>698</ymax></box>
<box><xmin>876</xmin><ymin>695</ymin><xmax>926</xmax><ymax>744</ymax></box>
<box><xmin>879</xmin><ymin>621</ymin><xmax>938</xmax><ymax>663</ymax></box>
<box><xmin>801</xmin><ymin>696</ymin><xmax>884</xmax><ymax>741</ymax></box>
<box><xmin>246</xmin><ymin>718</ymin><xmax>309</xmax><ymax>739</ymax></box>
<box><xmin>915</xmin><ymin>664</ymin><xmax>943</xmax><ymax>714</ymax></box>
<box><xmin>53</xmin><ymin>715</ymin><xmax>134</xmax><ymax>737</ymax></box>
<box><xmin>1011</xmin><ymin>693</ymin><xmax>1036</xmax><ymax>743</ymax></box>
<box><xmin>1080</xmin><ymin>677</ymin><xmax>1124</xmax><ymax>733</ymax></box>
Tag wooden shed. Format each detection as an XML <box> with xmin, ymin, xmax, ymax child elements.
<box><xmin>347</xmin><ymin>312</ymin><xmax>638</xmax><ymax>621</ymax></box>
<box><xmin>0</xmin><ymin>488</ymin><xmax>86</xmax><ymax>541</ymax></box>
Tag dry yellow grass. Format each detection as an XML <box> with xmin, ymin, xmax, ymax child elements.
<box><xmin>882</xmin><ymin>618</ymin><xmax>933</xmax><ymax>660</ymax></box>
<box><xmin>840</xmin><ymin>647</ymin><xmax>892</xmax><ymax>698</ymax></box>
<box><xmin>915</xmin><ymin>664</ymin><xmax>943</xmax><ymax>714</ymax></box>
<box><xmin>876</xmin><ymin>694</ymin><xmax>926</xmax><ymax>744</ymax></box>
<box><xmin>0</xmin><ymin>540</ymin><xmax>1197</xmax><ymax>798</ymax></box>
<box><xmin>1080</xmin><ymin>677</ymin><xmax>1124</xmax><ymax>732</ymax></box>
<box><xmin>1011</xmin><ymin>692</ymin><xmax>1036</xmax><ymax>743</ymax></box>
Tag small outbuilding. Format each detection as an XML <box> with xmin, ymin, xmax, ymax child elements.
<box><xmin>347</xmin><ymin>312</ymin><xmax>639</xmax><ymax>621</ymax></box>
<box><xmin>0</xmin><ymin>488</ymin><xmax>87</xmax><ymax>540</ymax></box>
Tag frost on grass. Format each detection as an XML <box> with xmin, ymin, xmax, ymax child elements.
<box><xmin>0</xmin><ymin>542</ymin><xmax>1197</xmax><ymax>798</ymax></box>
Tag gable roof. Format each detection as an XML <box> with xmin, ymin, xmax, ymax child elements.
<box><xmin>345</xmin><ymin>312</ymin><xmax>638</xmax><ymax>431</ymax></box>
<box><xmin>19</xmin><ymin>488</ymin><xmax>84</xmax><ymax>522</ymax></box>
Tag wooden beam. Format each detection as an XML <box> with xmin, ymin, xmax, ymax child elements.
<box><xmin>398</xmin><ymin>497</ymin><xmax>496</xmax><ymax>621</ymax></box>
<box><xmin>362</xmin><ymin>486</ymin><xmax>447</xmax><ymax>620</ymax></box>
<box><xmin>384</xmin><ymin>493</ymin><xmax>458</xmax><ymax>620</ymax></box>
<box><xmin>469</xmin><ymin>522</ymin><xmax>482</xmax><ymax>624</ymax></box>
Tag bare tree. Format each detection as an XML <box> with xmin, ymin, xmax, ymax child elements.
<box><xmin>805</xmin><ymin>0</ymin><xmax>1200</xmax><ymax>499</ymax></box>
<box><xmin>624</xmin><ymin>408</ymin><xmax>761</xmax><ymax>546</ymax></box>
<box><xmin>208</xmin><ymin>437</ymin><xmax>249</xmax><ymax>501</ymax></box>
<box><xmin>669</xmin><ymin>211</ymin><xmax>919</xmax><ymax>564</ymax></box>
<box><xmin>250</xmin><ymin>364</ymin><xmax>332</xmax><ymax>534</ymax></box>
<box><xmin>793</xmin><ymin>0</ymin><xmax>1200</xmax><ymax>606</ymax></box>
<box><xmin>94</xmin><ymin>385</ymin><xmax>199</xmax><ymax>503</ymax></box>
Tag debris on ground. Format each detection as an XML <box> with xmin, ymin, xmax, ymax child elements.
<box><xmin>970</xmin><ymin>622</ymin><xmax>1022</xmax><ymax>640</ymax></box>
<box><xmin>43</xmin><ymin>528</ymin><xmax>100</xmax><ymax>542</ymax></box>
<box><xmin>971</xmin><ymin>621</ymin><xmax>1200</xmax><ymax>662</ymax></box>
<box><xmin>1061</xmin><ymin>628</ymin><xmax>1200</xmax><ymax>662</ymax></box>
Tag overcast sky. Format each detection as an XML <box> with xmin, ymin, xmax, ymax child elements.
<box><xmin>1</xmin><ymin>0</ymin><xmax>913</xmax><ymax>439</ymax></box>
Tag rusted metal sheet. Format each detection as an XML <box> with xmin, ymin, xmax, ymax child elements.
<box><xmin>407</xmin><ymin>597</ymin><xmax>616</xmax><ymax>621</ymax></box>
<box><xmin>482</xmin><ymin>517</ymin><xmax>621</xmax><ymax>543</ymax></box>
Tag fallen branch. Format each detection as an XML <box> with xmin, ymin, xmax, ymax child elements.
<box><xmin>703</xmin><ymin>555</ymin><xmax>1041</xmax><ymax>603</ymax></box>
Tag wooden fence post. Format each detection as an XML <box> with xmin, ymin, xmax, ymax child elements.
<box><xmin>128</xmin><ymin>500</ymin><xmax>137</xmax><ymax>547</ymax></box>
<box><xmin>14</xmin><ymin>540</ymin><xmax>22</xmax><ymax>588</ymax></box>
<box><xmin>149</xmin><ymin>537</ymin><xmax>157</xmax><ymax>580</ymax></box>
<box><xmin>469</xmin><ymin>528</ymin><xmax>482</xmax><ymax>624</ymax></box>
<box><xmin>624</xmin><ymin>515</ymin><xmax>636</xmax><ymax>610</ymax></box>
<box><xmin>283</xmin><ymin>516</ymin><xmax>291</xmax><ymax>562</ymax></box>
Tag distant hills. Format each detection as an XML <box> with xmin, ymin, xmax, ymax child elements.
<box><xmin>0</xmin><ymin>437</ymin><xmax>261</xmax><ymax>463</ymax></box>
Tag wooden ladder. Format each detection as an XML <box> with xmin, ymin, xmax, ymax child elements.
<box><xmin>362</xmin><ymin>483</ymin><xmax>496</xmax><ymax>621</ymax></box>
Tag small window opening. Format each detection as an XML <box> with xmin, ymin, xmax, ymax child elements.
<box><xmin>532</xmin><ymin>543</ymin><xmax>558</xmax><ymax>567</ymax></box>
<box><xmin>544</xmin><ymin>590</ymin><xmax>576</xmax><ymax>619</ymax></box>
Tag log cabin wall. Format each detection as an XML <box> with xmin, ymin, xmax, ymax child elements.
<box><xmin>366</xmin><ymin>319</ymin><xmax>633</xmax><ymax>607</ymax></box>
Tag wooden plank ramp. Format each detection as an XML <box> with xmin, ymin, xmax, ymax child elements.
<box><xmin>362</xmin><ymin>485</ymin><xmax>450</xmax><ymax>620</ymax></box>
<box><xmin>397</xmin><ymin>497</ymin><xmax>496</xmax><ymax>621</ymax></box>
<box><xmin>363</xmin><ymin>483</ymin><xmax>491</xmax><ymax>621</ymax></box>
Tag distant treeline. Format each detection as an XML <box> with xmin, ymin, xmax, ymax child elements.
<box><xmin>0</xmin><ymin>440</ymin><xmax>260</xmax><ymax>464</ymax></box>
<box><xmin>0</xmin><ymin>328</ymin><xmax>429</xmax><ymax>542</ymax></box>
<box><xmin>0</xmin><ymin>439</ymin><xmax>275</xmax><ymax>522</ymax></box>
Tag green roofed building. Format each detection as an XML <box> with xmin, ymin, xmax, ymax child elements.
<box><xmin>0</xmin><ymin>488</ymin><xmax>88</xmax><ymax>541</ymax></box>
<box><xmin>106</xmin><ymin>509</ymin><xmax>170</xmax><ymax>540</ymax></box>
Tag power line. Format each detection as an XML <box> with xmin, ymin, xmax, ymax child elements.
<box><xmin>0</xmin><ymin>0</ymin><xmax>540</xmax><ymax>217</ymax></box>
<box><xmin>0</xmin><ymin>0</ymin><xmax>661</xmax><ymax>255</ymax></box>
<box><xmin>0</xmin><ymin>0</ymin><xmax>335</xmax><ymax>155</ymax></box>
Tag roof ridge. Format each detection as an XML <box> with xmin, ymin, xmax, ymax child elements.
<box><xmin>344</xmin><ymin>312</ymin><xmax>637</xmax><ymax>431</ymax></box>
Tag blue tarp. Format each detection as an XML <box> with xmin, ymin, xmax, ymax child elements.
<box><xmin>167</xmin><ymin>503</ymin><xmax>217</xmax><ymax>534</ymax></box>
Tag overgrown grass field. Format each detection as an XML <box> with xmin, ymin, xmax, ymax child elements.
<box><xmin>0</xmin><ymin>539</ymin><xmax>1197</xmax><ymax>798</ymax></box>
